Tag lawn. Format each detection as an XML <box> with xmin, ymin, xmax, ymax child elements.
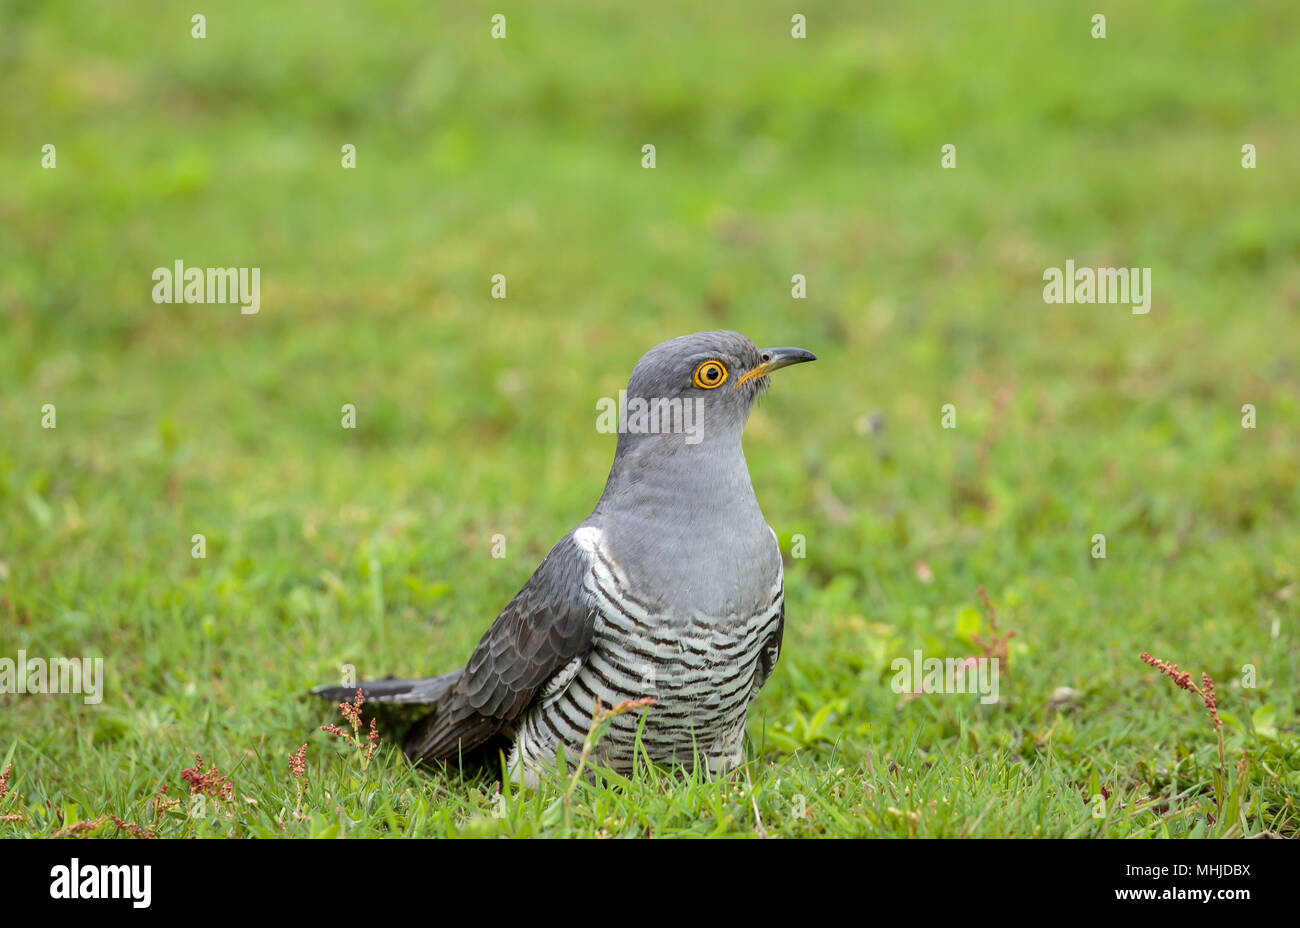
<box><xmin>0</xmin><ymin>0</ymin><xmax>1297</xmax><ymax>837</ymax></box>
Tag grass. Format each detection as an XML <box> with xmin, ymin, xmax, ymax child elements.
<box><xmin>1</xmin><ymin>0</ymin><xmax>1298</xmax><ymax>837</ymax></box>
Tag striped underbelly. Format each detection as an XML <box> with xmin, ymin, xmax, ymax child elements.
<box><xmin>512</xmin><ymin>592</ymin><xmax>783</xmax><ymax>777</ymax></box>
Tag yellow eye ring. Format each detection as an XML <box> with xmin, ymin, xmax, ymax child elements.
<box><xmin>692</xmin><ymin>360</ymin><xmax>728</xmax><ymax>389</ymax></box>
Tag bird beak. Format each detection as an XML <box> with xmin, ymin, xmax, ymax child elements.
<box><xmin>735</xmin><ymin>347</ymin><xmax>817</xmax><ymax>389</ymax></box>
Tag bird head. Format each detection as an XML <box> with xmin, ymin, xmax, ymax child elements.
<box><xmin>617</xmin><ymin>330</ymin><xmax>816</xmax><ymax>449</ymax></box>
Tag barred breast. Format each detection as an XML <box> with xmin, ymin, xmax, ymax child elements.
<box><xmin>507</xmin><ymin>526</ymin><xmax>783</xmax><ymax>785</ymax></box>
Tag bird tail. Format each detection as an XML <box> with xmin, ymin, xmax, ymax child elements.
<box><xmin>310</xmin><ymin>672</ymin><xmax>460</xmax><ymax>706</ymax></box>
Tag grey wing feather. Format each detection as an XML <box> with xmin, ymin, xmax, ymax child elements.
<box><xmin>403</xmin><ymin>530</ymin><xmax>597</xmax><ymax>764</ymax></box>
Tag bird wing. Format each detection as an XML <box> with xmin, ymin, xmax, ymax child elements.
<box><xmin>753</xmin><ymin>588</ymin><xmax>784</xmax><ymax>693</ymax></box>
<box><xmin>403</xmin><ymin>530</ymin><xmax>598</xmax><ymax>765</ymax></box>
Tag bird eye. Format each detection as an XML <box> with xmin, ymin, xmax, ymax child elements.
<box><xmin>692</xmin><ymin>360</ymin><xmax>728</xmax><ymax>389</ymax></box>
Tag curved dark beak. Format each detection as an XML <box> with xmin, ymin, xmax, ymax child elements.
<box><xmin>735</xmin><ymin>347</ymin><xmax>817</xmax><ymax>388</ymax></box>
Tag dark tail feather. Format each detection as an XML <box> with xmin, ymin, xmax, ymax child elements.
<box><xmin>310</xmin><ymin>672</ymin><xmax>460</xmax><ymax>706</ymax></box>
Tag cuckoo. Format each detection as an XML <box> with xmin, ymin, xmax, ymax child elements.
<box><xmin>313</xmin><ymin>331</ymin><xmax>816</xmax><ymax>784</ymax></box>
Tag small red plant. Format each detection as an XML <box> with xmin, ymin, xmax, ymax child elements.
<box><xmin>1139</xmin><ymin>651</ymin><xmax>1228</xmax><ymax>818</ymax></box>
<box><xmin>181</xmin><ymin>753</ymin><xmax>235</xmax><ymax>801</ymax></box>
<box><xmin>1139</xmin><ymin>652</ymin><xmax>1221</xmax><ymax>730</ymax></box>
<box><xmin>288</xmin><ymin>744</ymin><xmax>309</xmax><ymax>816</ymax></box>
<box><xmin>49</xmin><ymin>820</ymin><xmax>101</xmax><ymax>837</ymax></box>
<box><xmin>0</xmin><ymin>764</ymin><xmax>21</xmax><ymax>822</ymax></box>
<box><xmin>47</xmin><ymin>814</ymin><xmax>156</xmax><ymax>838</ymax></box>
<box><xmin>321</xmin><ymin>690</ymin><xmax>380</xmax><ymax>771</ymax></box>
<box><xmin>107</xmin><ymin>815</ymin><xmax>156</xmax><ymax>838</ymax></box>
<box><xmin>972</xmin><ymin>585</ymin><xmax>1017</xmax><ymax>664</ymax></box>
<box><xmin>146</xmin><ymin>782</ymin><xmax>181</xmax><ymax>828</ymax></box>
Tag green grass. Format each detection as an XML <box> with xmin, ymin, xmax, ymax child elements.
<box><xmin>1</xmin><ymin>0</ymin><xmax>1298</xmax><ymax>837</ymax></box>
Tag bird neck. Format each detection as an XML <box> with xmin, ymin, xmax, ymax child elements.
<box><xmin>588</xmin><ymin>429</ymin><xmax>780</xmax><ymax>620</ymax></box>
<box><xmin>599</xmin><ymin>428</ymin><xmax>757</xmax><ymax>515</ymax></box>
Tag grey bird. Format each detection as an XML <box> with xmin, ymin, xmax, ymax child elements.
<box><xmin>312</xmin><ymin>331</ymin><xmax>816</xmax><ymax>784</ymax></box>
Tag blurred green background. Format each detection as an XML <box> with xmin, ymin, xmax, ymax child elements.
<box><xmin>0</xmin><ymin>1</ymin><xmax>1297</xmax><ymax>836</ymax></box>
